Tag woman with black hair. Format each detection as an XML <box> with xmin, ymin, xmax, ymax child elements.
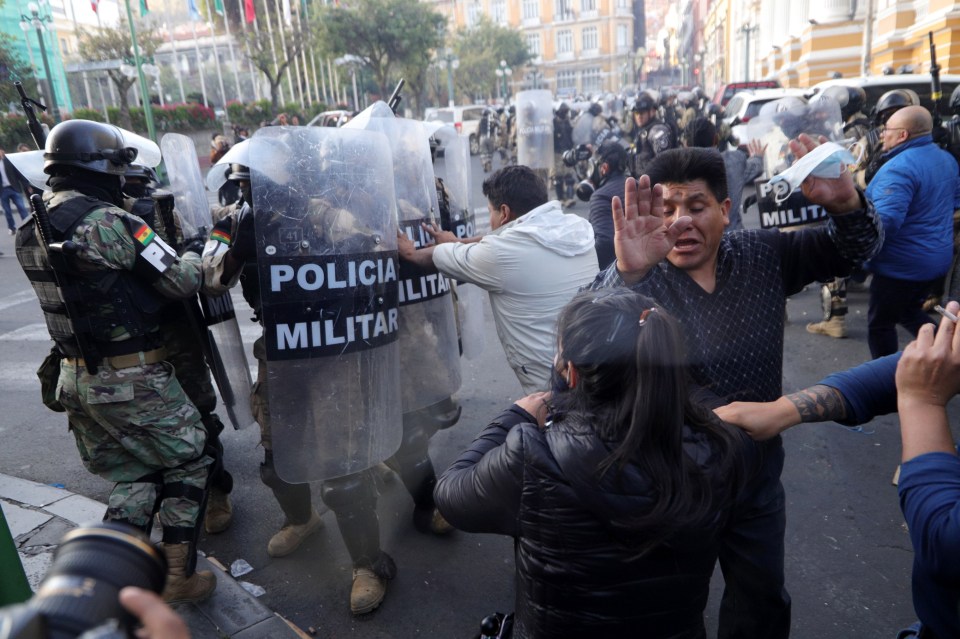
<box><xmin>435</xmin><ymin>288</ymin><xmax>751</xmax><ymax>639</ymax></box>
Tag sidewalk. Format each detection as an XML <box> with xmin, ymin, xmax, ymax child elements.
<box><xmin>0</xmin><ymin>473</ymin><xmax>304</xmax><ymax>639</ymax></box>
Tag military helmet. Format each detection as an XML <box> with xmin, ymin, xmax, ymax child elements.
<box><xmin>43</xmin><ymin>119</ymin><xmax>138</xmax><ymax>176</ymax></box>
<box><xmin>226</xmin><ymin>163</ymin><xmax>250</xmax><ymax>182</ymax></box>
<box><xmin>823</xmin><ymin>85</ymin><xmax>866</xmax><ymax>120</ymax></box>
<box><xmin>557</xmin><ymin>101</ymin><xmax>570</xmax><ymax>115</ymax></box>
<box><xmin>632</xmin><ymin>92</ymin><xmax>657</xmax><ymax>113</ymax></box>
<box><xmin>874</xmin><ymin>89</ymin><xmax>919</xmax><ymax>125</ymax></box>
<box><xmin>950</xmin><ymin>84</ymin><xmax>960</xmax><ymax>115</ymax></box>
<box><xmin>124</xmin><ymin>164</ymin><xmax>159</xmax><ymax>185</ymax></box>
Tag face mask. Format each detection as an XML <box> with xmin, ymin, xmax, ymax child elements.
<box><xmin>766</xmin><ymin>141</ymin><xmax>855</xmax><ymax>203</ymax></box>
<box><xmin>124</xmin><ymin>182</ymin><xmax>148</xmax><ymax>199</ymax></box>
<box><xmin>550</xmin><ymin>363</ymin><xmax>570</xmax><ymax>394</ymax></box>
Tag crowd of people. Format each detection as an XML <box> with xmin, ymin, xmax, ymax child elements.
<box><xmin>4</xmin><ymin>76</ymin><xmax>960</xmax><ymax>639</ymax></box>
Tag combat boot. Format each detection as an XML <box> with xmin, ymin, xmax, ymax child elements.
<box><xmin>267</xmin><ymin>508</ymin><xmax>324</xmax><ymax>557</ymax></box>
<box><xmin>806</xmin><ymin>316</ymin><xmax>847</xmax><ymax>338</ymax></box>
<box><xmin>205</xmin><ymin>487</ymin><xmax>233</xmax><ymax>534</ymax></box>
<box><xmin>350</xmin><ymin>552</ymin><xmax>396</xmax><ymax>615</ymax></box>
<box><xmin>162</xmin><ymin>543</ymin><xmax>216</xmax><ymax>603</ymax></box>
<box><xmin>413</xmin><ymin>506</ymin><xmax>454</xmax><ymax>535</ymax></box>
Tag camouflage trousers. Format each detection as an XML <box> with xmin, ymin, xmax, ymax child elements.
<box><xmin>57</xmin><ymin>358</ymin><xmax>211</xmax><ymax>532</ymax></box>
<box><xmin>549</xmin><ymin>152</ymin><xmax>575</xmax><ymax>201</ymax></box>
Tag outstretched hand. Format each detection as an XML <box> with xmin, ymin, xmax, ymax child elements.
<box><xmin>788</xmin><ymin>134</ymin><xmax>861</xmax><ymax>214</ymax></box>
<box><xmin>612</xmin><ymin>175</ymin><xmax>693</xmax><ymax>284</ymax></box>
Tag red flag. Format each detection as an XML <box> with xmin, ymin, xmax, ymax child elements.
<box><xmin>91</xmin><ymin>0</ymin><xmax>99</xmax><ymax>13</ymax></box>
<box><xmin>244</xmin><ymin>0</ymin><xmax>254</xmax><ymax>23</ymax></box>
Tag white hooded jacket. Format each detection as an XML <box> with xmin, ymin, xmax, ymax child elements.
<box><xmin>433</xmin><ymin>200</ymin><xmax>599</xmax><ymax>393</ymax></box>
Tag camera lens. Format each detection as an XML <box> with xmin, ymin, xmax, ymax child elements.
<box><xmin>30</xmin><ymin>522</ymin><xmax>166</xmax><ymax>639</ymax></box>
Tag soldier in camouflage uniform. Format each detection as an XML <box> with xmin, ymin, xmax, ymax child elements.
<box><xmin>122</xmin><ymin>166</ymin><xmax>234</xmax><ymax>534</ymax></box>
<box><xmin>14</xmin><ymin>120</ymin><xmax>214</xmax><ymax>603</ymax></box>
<box><xmin>202</xmin><ymin>164</ymin><xmax>397</xmax><ymax>615</ymax></box>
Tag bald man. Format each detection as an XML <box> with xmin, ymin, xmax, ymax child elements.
<box><xmin>863</xmin><ymin>105</ymin><xmax>960</xmax><ymax>357</ymax></box>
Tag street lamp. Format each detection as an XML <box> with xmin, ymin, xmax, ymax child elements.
<box><xmin>20</xmin><ymin>0</ymin><xmax>59</xmax><ymax>122</ymax></box>
<box><xmin>495</xmin><ymin>59</ymin><xmax>512</xmax><ymax>102</ymax></box>
<box><xmin>443</xmin><ymin>48</ymin><xmax>459</xmax><ymax>108</ymax></box>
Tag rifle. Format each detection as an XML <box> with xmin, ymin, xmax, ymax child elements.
<box><xmin>388</xmin><ymin>78</ymin><xmax>405</xmax><ymax>115</ymax></box>
<box><xmin>929</xmin><ymin>31</ymin><xmax>943</xmax><ymax>129</ymax></box>
<box><xmin>30</xmin><ymin>193</ymin><xmax>103</xmax><ymax>374</ymax></box>
<box><xmin>16</xmin><ymin>82</ymin><xmax>47</xmax><ymax>150</ymax></box>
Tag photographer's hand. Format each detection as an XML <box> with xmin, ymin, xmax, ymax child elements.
<box><xmin>120</xmin><ymin>587</ymin><xmax>190</xmax><ymax>639</ymax></box>
<box><xmin>515</xmin><ymin>391</ymin><xmax>552</xmax><ymax>428</ymax></box>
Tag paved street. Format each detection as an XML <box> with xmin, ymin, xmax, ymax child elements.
<box><xmin>0</xmin><ymin>152</ymin><xmax>955</xmax><ymax>637</ymax></box>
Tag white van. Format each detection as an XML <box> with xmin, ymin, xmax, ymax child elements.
<box><xmin>424</xmin><ymin>105</ymin><xmax>487</xmax><ymax>155</ymax></box>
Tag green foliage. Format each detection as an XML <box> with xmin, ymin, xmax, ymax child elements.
<box><xmin>314</xmin><ymin>0</ymin><xmax>444</xmax><ymax>100</ymax></box>
<box><xmin>452</xmin><ymin>16</ymin><xmax>531</xmax><ymax>102</ymax></box>
<box><xmin>71</xmin><ymin>108</ymin><xmax>106</xmax><ymax>123</ymax></box>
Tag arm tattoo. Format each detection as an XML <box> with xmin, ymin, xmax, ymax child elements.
<box><xmin>786</xmin><ymin>385</ymin><xmax>848</xmax><ymax>423</ymax></box>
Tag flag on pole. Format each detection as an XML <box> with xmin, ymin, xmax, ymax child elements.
<box><xmin>244</xmin><ymin>0</ymin><xmax>255</xmax><ymax>23</ymax></box>
<box><xmin>214</xmin><ymin>0</ymin><xmax>224</xmax><ymax>16</ymax></box>
<box><xmin>91</xmin><ymin>0</ymin><xmax>99</xmax><ymax>13</ymax></box>
<box><xmin>140</xmin><ymin>0</ymin><xmax>149</xmax><ymax>15</ymax></box>
<box><xmin>187</xmin><ymin>0</ymin><xmax>201</xmax><ymax>20</ymax></box>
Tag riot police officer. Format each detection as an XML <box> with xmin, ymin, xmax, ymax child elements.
<box><xmin>478</xmin><ymin>106</ymin><xmax>500</xmax><ymax>173</ymax></box>
<box><xmin>203</xmin><ymin>159</ymin><xmax>397</xmax><ymax>615</ymax></box>
<box><xmin>630</xmin><ymin>92</ymin><xmax>674</xmax><ymax>177</ymax></box>
<box><xmin>121</xmin><ymin>166</ymin><xmax>235</xmax><ymax>535</ymax></box>
<box><xmin>552</xmin><ymin>102</ymin><xmax>576</xmax><ymax>206</ymax></box>
<box><xmin>15</xmin><ymin>119</ymin><xmax>215</xmax><ymax>603</ymax></box>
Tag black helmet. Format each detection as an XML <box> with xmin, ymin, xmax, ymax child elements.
<box><xmin>43</xmin><ymin>119</ymin><xmax>138</xmax><ymax>176</ymax></box>
<box><xmin>950</xmin><ymin>85</ymin><xmax>960</xmax><ymax>115</ymax></box>
<box><xmin>557</xmin><ymin>102</ymin><xmax>570</xmax><ymax>115</ymax></box>
<box><xmin>874</xmin><ymin>89</ymin><xmax>919</xmax><ymax>125</ymax></box>
<box><xmin>632</xmin><ymin>93</ymin><xmax>657</xmax><ymax>113</ymax></box>
<box><xmin>823</xmin><ymin>85</ymin><xmax>866</xmax><ymax>120</ymax></box>
<box><xmin>588</xmin><ymin>102</ymin><xmax>603</xmax><ymax>116</ymax></box>
<box><xmin>226</xmin><ymin>163</ymin><xmax>250</xmax><ymax>182</ymax></box>
<box><xmin>124</xmin><ymin>164</ymin><xmax>159</xmax><ymax>185</ymax></box>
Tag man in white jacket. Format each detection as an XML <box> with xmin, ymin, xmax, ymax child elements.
<box><xmin>398</xmin><ymin>165</ymin><xmax>599</xmax><ymax>393</ymax></box>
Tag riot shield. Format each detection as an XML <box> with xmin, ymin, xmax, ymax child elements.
<box><xmin>347</xmin><ymin>105</ymin><xmax>463</xmax><ymax>413</ymax></box>
<box><xmin>6</xmin><ymin>150</ymin><xmax>47</xmax><ymax>192</ymax></box>
<box><xmin>162</xmin><ymin>132</ymin><xmax>256</xmax><ymax>432</ymax></box>
<box><xmin>572</xmin><ymin>110</ymin><xmax>594</xmax><ymax>146</ymax></box>
<box><xmin>250</xmin><ymin>126</ymin><xmax>402</xmax><ymax>482</ymax></box>
<box><xmin>205</xmin><ymin>139</ymin><xmax>250</xmax><ymax>194</ymax></box>
<box><xmin>516</xmin><ymin>89</ymin><xmax>554</xmax><ymax>170</ymax></box>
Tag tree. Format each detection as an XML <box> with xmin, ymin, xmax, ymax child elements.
<box><xmin>78</xmin><ymin>15</ymin><xmax>162</xmax><ymax>130</ymax></box>
<box><xmin>0</xmin><ymin>32</ymin><xmax>38</xmax><ymax>116</ymax></box>
<box><xmin>313</xmin><ymin>0</ymin><xmax>444</xmax><ymax>111</ymax></box>
<box><xmin>235</xmin><ymin>0</ymin><xmax>311</xmax><ymax>110</ymax></box>
<box><xmin>452</xmin><ymin>16</ymin><xmax>531</xmax><ymax>103</ymax></box>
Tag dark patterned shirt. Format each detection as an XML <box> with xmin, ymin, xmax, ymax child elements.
<box><xmin>592</xmin><ymin>202</ymin><xmax>883</xmax><ymax>403</ymax></box>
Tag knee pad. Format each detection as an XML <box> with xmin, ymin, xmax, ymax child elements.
<box><xmin>321</xmin><ymin>470</ymin><xmax>378</xmax><ymax>513</ymax></box>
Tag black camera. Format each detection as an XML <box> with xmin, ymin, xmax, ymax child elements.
<box><xmin>562</xmin><ymin>144</ymin><xmax>593</xmax><ymax>167</ymax></box>
<box><xmin>0</xmin><ymin>523</ymin><xmax>167</xmax><ymax>639</ymax></box>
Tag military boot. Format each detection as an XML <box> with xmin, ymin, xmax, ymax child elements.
<box><xmin>267</xmin><ymin>508</ymin><xmax>324</xmax><ymax>558</ymax></box>
<box><xmin>162</xmin><ymin>543</ymin><xmax>216</xmax><ymax>603</ymax></box>
<box><xmin>806</xmin><ymin>316</ymin><xmax>847</xmax><ymax>339</ymax></box>
<box><xmin>350</xmin><ymin>552</ymin><xmax>396</xmax><ymax>615</ymax></box>
<box><xmin>204</xmin><ymin>487</ymin><xmax>233</xmax><ymax>534</ymax></box>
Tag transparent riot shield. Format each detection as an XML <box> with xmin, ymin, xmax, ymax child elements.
<box><xmin>431</xmin><ymin>125</ymin><xmax>485</xmax><ymax>360</ymax></box>
<box><xmin>250</xmin><ymin>126</ymin><xmax>402</xmax><ymax>482</ymax></box>
<box><xmin>516</xmin><ymin>89</ymin><xmax>554</xmax><ymax>170</ymax></box>
<box><xmin>347</xmin><ymin>105</ymin><xmax>463</xmax><ymax>413</ymax></box>
<box><xmin>162</xmin><ymin>132</ymin><xmax>255</xmax><ymax>431</ymax></box>
<box><xmin>745</xmin><ymin>96</ymin><xmax>845</xmax><ymax>231</ymax></box>
<box><xmin>205</xmin><ymin>139</ymin><xmax>250</xmax><ymax>194</ymax></box>
<box><xmin>6</xmin><ymin>150</ymin><xmax>47</xmax><ymax>192</ymax></box>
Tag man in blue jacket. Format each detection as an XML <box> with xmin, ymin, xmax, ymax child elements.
<box><xmin>865</xmin><ymin>105</ymin><xmax>959</xmax><ymax>358</ymax></box>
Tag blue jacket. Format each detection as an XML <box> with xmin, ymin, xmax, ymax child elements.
<box><xmin>865</xmin><ymin>135</ymin><xmax>958</xmax><ymax>281</ymax></box>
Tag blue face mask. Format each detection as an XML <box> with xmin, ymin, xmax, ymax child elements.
<box><xmin>550</xmin><ymin>364</ymin><xmax>570</xmax><ymax>394</ymax></box>
<box><xmin>766</xmin><ymin>141</ymin><xmax>856</xmax><ymax>203</ymax></box>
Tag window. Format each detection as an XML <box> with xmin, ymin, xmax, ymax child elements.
<box><xmin>616</xmin><ymin>24</ymin><xmax>628</xmax><ymax>50</ymax></box>
<box><xmin>491</xmin><ymin>0</ymin><xmax>507</xmax><ymax>24</ymax></box>
<box><xmin>466</xmin><ymin>1</ymin><xmax>482</xmax><ymax>27</ymax></box>
<box><xmin>522</xmin><ymin>0</ymin><xmax>539</xmax><ymax>21</ymax></box>
<box><xmin>582</xmin><ymin>26</ymin><xmax>598</xmax><ymax>52</ymax></box>
<box><xmin>556</xmin><ymin>29</ymin><xmax>573</xmax><ymax>55</ymax></box>
<box><xmin>580</xmin><ymin>0</ymin><xmax>596</xmax><ymax>11</ymax></box>
<box><xmin>616</xmin><ymin>0</ymin><xmax>630</xmax><ymax>7</ymax></box>
<box><xmin>526</xmin><ymin>33</ymin><xmax>541</xmax><ymax>57</ymax></box>
<box><xmin>582</xmin><ymin>67</ymin><xmax>602</xmax><ymax>93</ymax></box>
<box><xmin>556</xmin><ymin>69</ymin><xmax>577</xmax><ymax>92</ymax></box>
<box><xmin>554</xmin><ymin>0</ymin><xmax>573</xmax><ymax>20</ymax></box>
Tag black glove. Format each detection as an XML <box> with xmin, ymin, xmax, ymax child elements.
<box><xmin>229</xmin><ymin>206</ymin><xmax>256</xmax><ymax>262</ymax></box>
<box><xmin>181</xmin><ymin>238</ymin><xmax>205</xmax><ymax>257</ymax></box>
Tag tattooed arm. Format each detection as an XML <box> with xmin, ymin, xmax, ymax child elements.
<box><xmin>715</xmin><ymin>385</ymin><xmax>849</xmax><ymax>441</ymax></box>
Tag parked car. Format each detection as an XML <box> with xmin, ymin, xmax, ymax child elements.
<box><xmin>306</xmin><ymin>109</ymin><xmax>353</xmax><ymax>128</ymax></box>
<box><xmin>809</xmin><ymin>74</ymin><xmax>960</xmax><ymax>120</ymax></box>
<box><xmin>424</xmin><ymin>105</ymin><xmax>486</xmax><ymax>155</ymax></box>
<box><xmin>723</xmin><ymin>88</ymin><xmax>808</xmax><ymax>127</ymax></box>
<box><xmin>712</xmin><ymin>80</ymin><xmax>782</xmax><ymax>107</ymax></box>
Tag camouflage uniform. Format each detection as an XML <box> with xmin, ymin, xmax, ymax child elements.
<box><xmin>31</xmin><ymin>190</ymin><xmax>211</xmax><ymax>535</ymax></box>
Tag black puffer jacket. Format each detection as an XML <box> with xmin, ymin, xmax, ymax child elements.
<box><xmin>435</xmin><ymin>406</ymin><xmax>744</xmax><ymax>639</ymax></box>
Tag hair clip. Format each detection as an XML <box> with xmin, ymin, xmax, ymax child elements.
<box><xmin>638</xmin><ymin>308</ymin><xmax>656</xmax><ymax>326</ymax></box>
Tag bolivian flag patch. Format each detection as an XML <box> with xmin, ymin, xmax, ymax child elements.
<box><xmin>211</xmin><ymin>228</ymin><xmax>231</xmax><ymax>244</ymax></box>
<box><xmin>135</xmin><ymin>224</ymin><xmax>156</xmax><ymax>246</ymax></box>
